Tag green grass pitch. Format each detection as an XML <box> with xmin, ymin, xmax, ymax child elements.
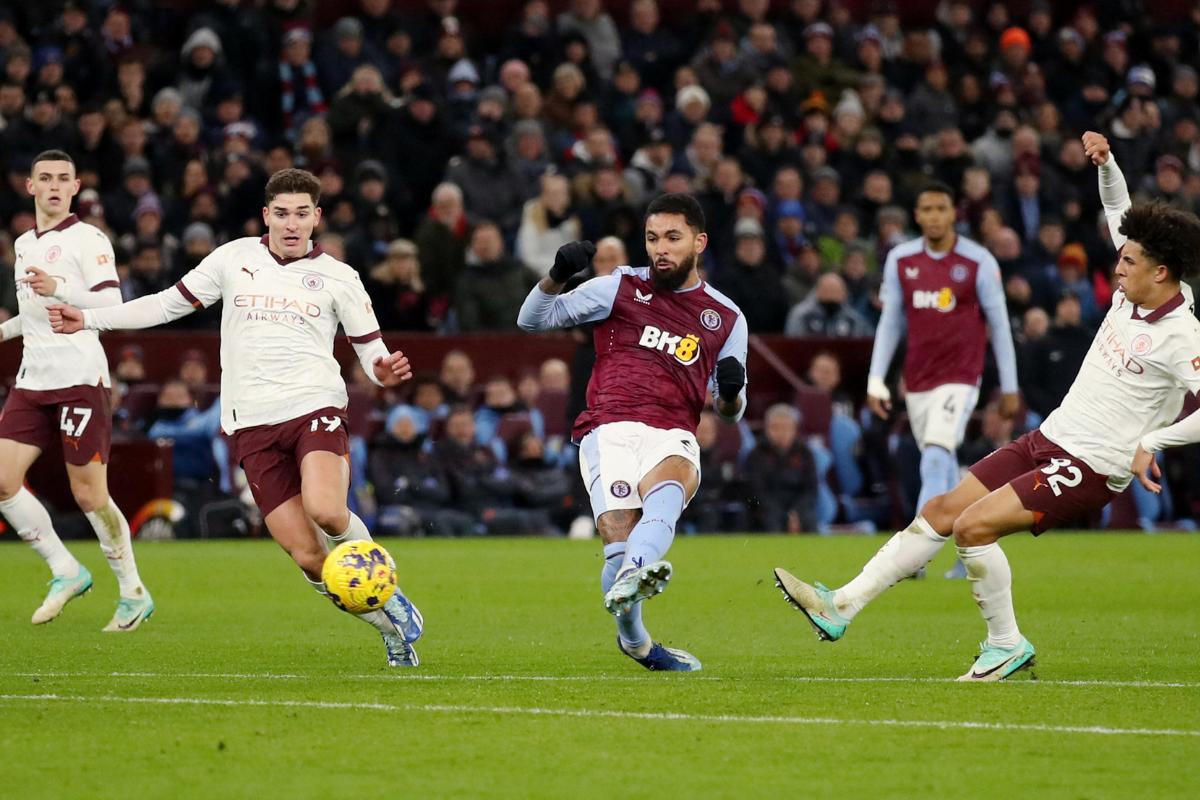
<box><xmin>1</xmin><ymin>533</ymin><xmax>1197</xmax><ymax>798</ymax></box>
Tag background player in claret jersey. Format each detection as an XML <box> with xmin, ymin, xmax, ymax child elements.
<box><xmin>0</xmin><ymin>150</ymin><xmax>153</xmax><ymax>630</ymax></box>
<box><xmin>865</xmin><ymin>182</ymin><xmax>1019</xmax><ymax>579</ymax></box>
<box><xmin>50</xmin><ymin>169</ymin><xmax>425</xmax><ymax>667</ymax></box>
<box><xmin>775</xmin><ymin>132</ymin><xmax>1200</xmax><ymax>681</ymax></box>
<box><xmin>518</xmin><ymin>194</ymin><xmax>748</xmax><ymax>672</ymax></box>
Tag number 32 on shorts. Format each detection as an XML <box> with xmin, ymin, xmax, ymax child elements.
<box><xmin>1040</xmin><ymin>457</ymin><xmax>1082</xmax><ymax>496</ymax></box>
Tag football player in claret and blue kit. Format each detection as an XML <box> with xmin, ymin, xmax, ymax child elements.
<box><xmin>519</xmin><ymin>193</ymin><xmax>749</xmax><ymax>671</ymax></box>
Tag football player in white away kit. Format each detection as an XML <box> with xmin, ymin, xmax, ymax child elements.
<box><xmin>0</xmin><ymin>150</ymin><xmax>153</xmax><ymax>630</ymax></box>
<box><xmin>51</xmin><ymin>169</ymin><xmax>425</xmax><ymax>666</ymax></box>
<box><xmin>775</xmin><ymin>132</ymin><xmax>1200</xmax><ymax>680</ymax></box>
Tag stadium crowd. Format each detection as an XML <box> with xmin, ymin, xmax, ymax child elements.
<box><xmin>3</xmin><ymin>0</ymin><xmax>1200</xmax><ymax>536</ymax></box>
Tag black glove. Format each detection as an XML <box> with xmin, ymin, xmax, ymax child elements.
<box><xmin>716</xmin><ymin>357</ymin><xmax>745</xmax><ymax>403</ymax></box>
<box><xmin>549</xmin><ymin>241</ymin><xmax>596</xmax><ymax>283</ymax></box>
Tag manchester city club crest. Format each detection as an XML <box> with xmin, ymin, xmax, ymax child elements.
<box><xmin>1132</xmin><ymin>333</ymin><xmax>1153</xmax><ymax>356</ymax></box>
<box><xmin>610</xmin><ymin>480</ymin><xmax>631</xmax><ymax>498</ymax></box>
<box><xmin>950</xmin><ymin>264</ymin><xmax>970</xmax><ymax>283</ymax></box>
<box><xmin>303</xmin><ymin>274</ymin><xmax>324</xmax><ymax>291</ymax></box>
<box><xmin>46</xmin><ymin>245</ymin><xmax>62</xmax><ymax>262</ymax></box>
<box><xmin>700</xmin><ymin>308</ymin><xmax>722</xmax><ymax>330</ymax></box>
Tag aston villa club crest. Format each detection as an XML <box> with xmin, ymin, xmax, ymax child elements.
<box><xmin>303</xmin><ymin>274</ymin><xmax>324</xmax><ymax>291</ymax></box>
<box><xmin>700</xmin><ymin>309</ymin><xmax>722</xmax><ymax>330</ymax></box>
<box><xmin>950</xmin><ymin>264</ymin><xmax>970</xmax><ymax>283</ymax></box>
<box><xmin>610</xmin><ymin>480</ymin><xmax>631</xmax><ymax>498</ymax></box>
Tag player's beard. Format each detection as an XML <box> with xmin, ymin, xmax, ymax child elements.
<box><xmin>651</xmin><ymin>251</ymin><xmax>697</xmax><ymax>291</ymax></box>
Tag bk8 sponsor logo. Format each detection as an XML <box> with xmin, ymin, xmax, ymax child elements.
<box><xmin>638</xmin><ymin>325</ymin><xmax>701</xmax><ymax>365</ymax></box>
<box><xmin>912</xmin><ymin>287</ymin><xmax>957</xmax><ymax>312</ymax></box>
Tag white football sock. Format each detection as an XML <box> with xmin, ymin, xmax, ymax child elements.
<box><xmin>304</xmin><ymin>568</ymin><xmax>395</xmax><ymax>635</ymax></box>
<box><xmin>322</xmin><ymin>512</ymin><xmax>372</xmax><ymax>550</ymax></box>
<box><xmin>1</xmin><ymin>488</ymin><xmax>80</xmax><ymax>578</ymax></box>
<box><xmin>958</xmin><ymin>543</ymin><xmax>1022</xmax><ymax>649</ymax></box>
<box><xmin>834</xmin><ymin>516</ymin><xmax>949</xmax><ymax>619</ymax></box>
<box><xmin>85</xmin><ymin>499</ymin><xmax>146</xmax><ymax>598</ymax></box>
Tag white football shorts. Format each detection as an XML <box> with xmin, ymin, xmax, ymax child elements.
<box><xmin>905</xmin><ymin>382</ymin><xmax>979</xmax><ymax>451</ymax></box>
<box><xmin>577</xmin><ymin>421</ymin><xmax>701</xmax><ymax>520</ymax></box>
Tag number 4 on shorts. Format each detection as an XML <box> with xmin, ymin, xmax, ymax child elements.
<box><xmin>59</xmin><ymin>406</ymin><xmax>92</xmax><ymax>438</ymax></box>
<box><xmin>310</xmin><ymin>416</ymin><xmax>341</xmax><ymax>433</ymax></box>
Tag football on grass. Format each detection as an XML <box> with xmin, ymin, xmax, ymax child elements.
<box><xmin>321</xmin><ymin>541</ymin><xmax>397</xmax><ymax>614</ymax></box>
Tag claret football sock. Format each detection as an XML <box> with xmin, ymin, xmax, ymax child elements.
<box><xmin>958</xmin><ymin>543</ymin><xmax>1022</xmax><ymax>649</ymax></box>
<box><xmin>620</xmin><ymin>480</ymin><xmax>685</xmax><ymax>573</ymax></box>
<box><xmin>86</xmin><ymin>499</ymin><xmax>145</xmax><ymax>598</ymax></box>
<box><xmin>833</xmin><ymin>515</ymin><xmax>949</xmax><ymax>619</ymax></box>
<box><xmin>1</xmin><ymin>488</ymin><xmax>80</xmax><ymax>578</ymax></box>
<box><xmin>602</xmin><ymin>542</ymin><xmax>649</xmax><ymax>652</ymax></box>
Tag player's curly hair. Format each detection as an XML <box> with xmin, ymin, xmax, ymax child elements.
<box><xmin>264</xmin><ymin>168</ymin><xmax>321</xmax><ymax>206</ymax></box>
<box><xmin>1119</xmin><ymin>202</ymin><xmax>1200</xmax><ymax>280</ymax></box>
<box><xmin>646</xmin><ymin>193</ymin><xmax>706</xmax><ymax>233</ymax></box>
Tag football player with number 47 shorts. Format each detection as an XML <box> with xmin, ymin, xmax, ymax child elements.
<box><xmin>50</xmin><ymin>169</ymin><xmax>425</xmax><ymax>667</ymax></box>
<box><xmin>774</xmin><ymin>132</ymin><xmax>1200</xmax><ymax>681</ymax></box>
<box><xmin>0</xmin><ymin>149</ymin><xmax>153</xmax><ymax>631</ymax></box>
<box><xmin>519</xmin><ymin>194</ymin><xmax>748</xmax><ymax>672</ymax></box>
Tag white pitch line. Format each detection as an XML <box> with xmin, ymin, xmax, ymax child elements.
<box><xmin>0</xmin><ymin>693</ymin><xmax>1195</xmax><ymax>738</ymax></box>
<box><xmin>11</xmin><ymin>671</ymin><xmax>1200</xmax><ymax>689</ymax></box>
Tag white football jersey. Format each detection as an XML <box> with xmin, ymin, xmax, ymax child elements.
<box><xmin>142</xmin><ymin>236</ymin><xmax>380</xmax><ymax>433</ymax></box>
<box><xmin>12</xmin><ymin>215</ymin><xmax>117</xmax><ymax>390</ymax></box>
<box><xmin>1040</xmin><ymin>194</ymin><xmax>1200</xmax><ymax>489</ymax></box>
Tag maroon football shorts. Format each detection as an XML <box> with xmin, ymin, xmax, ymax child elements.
<box><xmin>0</xmin><ymin>384</ymin><xmax>113</xmax><ymax>466</ymax></box>
<box><xmin>231</xmin><ymin>406</ymin><xmax>350</xmax><ymax>517</ymax></box>
<box><xmin>968</xmin><ymin>429</ymin><xmax>1116</xmax><ymax>535</ymax></box>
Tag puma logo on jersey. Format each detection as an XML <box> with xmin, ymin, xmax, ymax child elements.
<box><xmin>638</xmin><ymin>325</ymin><xmax>701</xmax><ymax>365</ymax></box>
<box><xmin>241</xmin><ymin>267</ymin><xmax>259</xmax><ymax>279</ymax></box>
<box><xmin>634</xmin><ymin>289</ymin><xmax>653</xmax><ymax>305</ymax></box>
<box><xmin>912</xmin><ymin>288</ymin><xmax>957</xmax><ymax>312</ymax></box>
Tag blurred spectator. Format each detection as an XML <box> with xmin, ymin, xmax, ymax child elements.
<box><xmin>415</xmin><ymin>182</ymin><xmax>470</xmax><ymax>315</ymax></box>
<box><xmin>368</xmin><ymin>239</ymin><xmax>432</xmax><ymax>331</ymax></box>
<box><xmin>439</xmin><ymin>350</ymin><xmax>477</xmax><ymax>404</ymax></box>
<box><xmin>509</xmin><ymin>431</ymin><xmax>574</xmax><ymax>532</ymax></box>
<box><xmin>958</xmin><ymin>398</ymin><xmax>1017</xmax><ymax>469</ymax></box>
<box><xmin>370</xmin><ymin>406</ymin><xmax>466</xmax><ymax>537</ymax></box>
<box><xmin>146</xmin><ymin>378</ymin><xmax>223</xmax><ymax>535</ymax></box>
<box><xmin>681</xmin><ymin>410</ymin><xmax>745</xmax><ymax>533</ymax></box>
<box><xmin>1021</xmin><ymin>291</ymin><xmax>1092</xmax><ymax>425</ymax></box>
<box><xmin>785</xmin><ymin>273</ymin><xmax>875</xmax><ymax>337</ymax></box>
<box><xmin>474</xmin><ymin>374</ymin><xmax>544</xmax><ymax>460</ymax></box>
<box><xmin>744</xmin><ymin>404</ymin><xmax>819</xmax><ymax>533</ymax></box>
<box><xmin>516</xmin><ymin>173</ymin><xmax>582</xmax><ymax>276</ymax></box>
<box><xmin>444</xmin><ymin>123</ymin><xmax>523</xmax><ymax>234</ymax></box>
<box><xmin>263</xmin><ymin>28</ymin><xmax>327</xmax><ymax>143</ymax></box>
<box><xmin>712</xmin><ymin>217</ymin><xmax>788</xmax><ymax>333</ymax></box>
<box><xmin>113</xmin><ymin>344</ymin><xmax>148</xmax><ymax>384</ymax></box>
<box><xmin>558</xmin><ymin>0</ymin><xmax>621</xmax><ymax>81</ymax></box>
<box><xmin>457</xmin><ymin>220</ymin><xmax>534</xmax><ymax>332</ymax></box>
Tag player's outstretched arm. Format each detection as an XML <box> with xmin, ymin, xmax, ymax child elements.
<box><xmin>712</xmin><ymin>314</ymin><xmax>748</xmax><ymax>422</ymax></box>
<box><xmin>0</xmin><ymin>315</ymin><xmax>21</xmax><ymax>342</ymax></box>
<box><xmin>22</xmin><ymin>266</ymin><xmax>121</xmax><ymax>309</ymax></box>
<box><xmin>49</xmin><ymin>282</ymin><xmax>204</xmax><ymax>334</ymax></box>
<box><xmin>1083</xmin><ymin>131</ymin><xmax>1131</xmax><ymax>249</ymax></box>
<box><xmin>518</xmin><ymin>241</ymin><xmax>620</xmax><ymax>331</ymax></box>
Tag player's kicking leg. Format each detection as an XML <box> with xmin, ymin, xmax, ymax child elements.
<box><xmin>950</xmin><ymin>485</ymin><xmax>1037</xmax><ymax>681</ymax></box>
<box><xmin>601</xmin><ymin>456</ymin><xmax>701</xmax><ymax>671</ymax></box>
<box><xmin>774</xmin><ymin>473</ymin><xmax>989</xmax><ymax>641</ymax></box>
<box><xmin>66</xmin><ymin>461</ymin><xmax>154</xmax><ymax>631</ymax></box>
<box><xmin>299</xmin><ymin>451</ymin><xmax>424</xmax><ymax>665</ymax></box>
<box><xmin>0</xmin><ymin>438</ymin><xmax>92</xmax><ymax>623</ymax></box>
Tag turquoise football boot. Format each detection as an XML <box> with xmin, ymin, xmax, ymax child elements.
<box><xmin>102</xmin><ymin>591</ymin><xmax>155</xmax><ymax>632</ymax></box>
<box><xmin>31</xmin><ymin>565</ymin><xmax>93</xmax><ymax>624</ymax></box>
<box><xmin>773</xmin><ymin>568</ymin><xmax>850</xmax><ymax>642</ymax></box>
<box><xmin>957</xmin><ymin>637</ymin><xmax>1036</xmax><ymax>682</ymax></box>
